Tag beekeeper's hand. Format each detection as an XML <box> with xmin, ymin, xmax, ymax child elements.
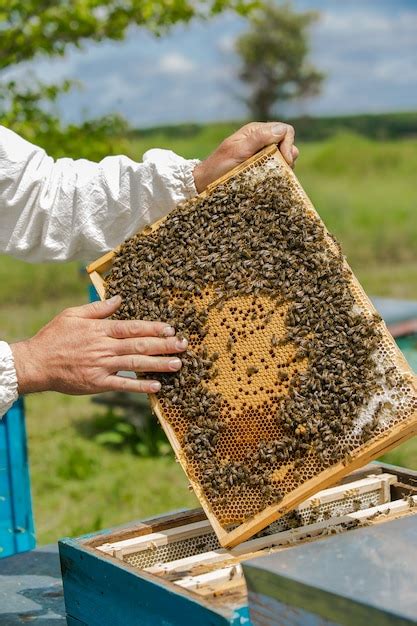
<box><xmin>11</xmin><ymin>296</ymin><xmax>187</xmax><ymax>396</ymax></box>
<box><xmin>192</xmin><ymin>121</ymin><xmax>299</xmax><ymax>193</ymax></box>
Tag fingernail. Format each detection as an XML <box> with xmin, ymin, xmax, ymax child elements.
<box><xmin>272</xmin><ymin>123</ymin><xmax>285</xmax><ymax>136</ymax></box>
<box><xmin>108</xmin><ymin>295</ymin><xmax>120</xmax><ymax>303</ymax></box>
<box><xmin>175</xmin><ymin>338</ymin><xmax>188</xmax><ymax>350</ymax></box>
<box><xmin>150</xmin><ymin>382</ymin><xmax>161</xmax><ymax>392</ymax></box>
<box><xmin>161</xmin><ymin>326</ymin><xmax>175</xmax><ymax>337</ymax></box>
<box><xmin>169</xmin><ymin>358</ymin><xmax>182</xmax><ymax>371</ymax></box>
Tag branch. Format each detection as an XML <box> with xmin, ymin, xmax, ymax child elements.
<box><xmin>0</xmin><ymin>0</ymin><xmax>256</xmax><ymax>69</ymax></box>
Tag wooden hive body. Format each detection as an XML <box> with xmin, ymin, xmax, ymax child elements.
<box><xmin>59</xmin><ymin>464</ymin><xmax>417</xmax><ymax>626</ymax></box>
<box><xmin>87</xmin><ymin>144</ymin><xmax>417</xmax><ymax>547</ymax></box>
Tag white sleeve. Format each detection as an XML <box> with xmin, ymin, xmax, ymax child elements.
<box><xmin>0</xmin><ymin>126</ymin><xmax>200</xmax><ymax>263</ymax></box>
<box><xmin>0</xmin><ymin>342</ymin><xmax>18</xmax><ymax>418</ymax></box>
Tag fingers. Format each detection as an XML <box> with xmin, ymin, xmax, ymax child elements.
<box><xmin>105</xmin><ymin>375</ymin><xmax>162</xmax><ymax>394</ymax></box>
<box><xmin>111</xmin><ymin>355</ymin><xmax>183</xmax><ymax>373</ymax></box>
<box><xmin>112</xmin><ymin>335</ymin><xmax>188</xmax><ymax>356</ymax></box>
<box><xmin>239</xmin><ymin>121</ymin><xmax>296</xmax><ymax>166</ymax></box>
<box><xmin>276</xmin><ymin>123</ymin><xmax>295</xmax><ymax>166</ymax></box>
<box><xmin>108</xmin><ymin>319</ymin><xmax>176</xmax><ymax>339</ymax></box>
<box><xmin>240</xmin><ymin>121</ymin><xmax>286</xmax><ymax>154</ymax></box>
<box><xmin>66</xmin><ymin>295</ymin><xmax>122</xmax><ymax>319</ymax></box>
<box><xmin>292</xmin><ymin>145</ymin><xmax>300</xmax><ymax>165</ymax></box>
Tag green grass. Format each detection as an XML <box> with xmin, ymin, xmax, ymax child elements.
<box><xmin>26</xmin><ymin>392</ymin><xmax>197</xmax><ymax>544</ymax></box>
<box><xmin>129</xmin><ymin>121</ymin><xmax>241</xmax><ymax>160</ymax></box>
<box><xmin>2</xmin><ymin>128</ymin><xmax>417</xmax><ymax>545</ymax></box>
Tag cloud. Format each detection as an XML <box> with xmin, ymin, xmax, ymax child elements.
<box><xmin>13</xmin><ymin>0</ymin><xmax>417</xmax><ymax>127</ymax></box>
<box><xmin>158</xmin><ymin>52</ymin><xmax>195</xmax><ymax>74</ymax></box>
<box><xmin>302</xmin><ymin>4</ymin><xmax>417</xmax><ymax>115</ymax></box>
<box><xmin>217</xmin><ymin>34</ymin><xmax>236</xmax><ymax>54</ymax></box>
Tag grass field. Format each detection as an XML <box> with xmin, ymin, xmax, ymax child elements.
<box><xmin>2</xmin><ymin>128</ymin><xmax>417</xmax><ymax>544</ymax></box>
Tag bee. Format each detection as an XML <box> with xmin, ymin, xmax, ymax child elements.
<box><xmin>271</xmin><ymin>334</ymin><xmax>279</xmax><ymax>348</ymax></box>
<box><xmin>106</xmin><ymin>156</ymin><xmax>401</xmax><ymax>524</ymax></box>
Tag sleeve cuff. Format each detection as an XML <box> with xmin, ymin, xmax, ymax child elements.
<box><xmin>181</xmin><ymin>158</ymin><xmax>201</xmax><ymax>199</ymax></box>
<box><xmin>142</xmin><ymin>148</ymin><xmax>201</xmax><ymax>203</ymax></box>
<box><xmin>0</xmin><ymin>341</ymin><xmax>19</xmax><ymax>418</ymax></box>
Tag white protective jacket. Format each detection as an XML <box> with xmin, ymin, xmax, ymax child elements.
<box><xmin>0</xmin><ymin>125</ymin><xmax>200</xmax><ymax>417</ymax></box>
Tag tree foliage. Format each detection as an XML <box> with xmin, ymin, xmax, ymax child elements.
<box><xmin>0</xmin><ymin>1</ymin><xmax>256</xmax><ymax>69</ymax></box>
<box><xmin>236</xmin><ymin>1</ymin><xmax>324</xmax><ymax>120</ymax></box>
<box><xmin>0</xmin><ymin>0</ymin><xmax>256</xmax><ymax>158</ymax></box>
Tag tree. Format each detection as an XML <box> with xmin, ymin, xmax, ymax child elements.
<box><xmin>0</xmin><ymin>0</ymin><xmax>256</xmax><ymax>159</ymax></box>
<box><xmin>236</xmin><ymin>1</ymin><xmax>324</xmax><ymax>121</ymax></box>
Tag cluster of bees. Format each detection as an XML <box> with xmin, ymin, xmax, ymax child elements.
<box><xmin>106</xmin><ymin>160</ymin><xmax>408</xmax><ymax>521</ymax></box>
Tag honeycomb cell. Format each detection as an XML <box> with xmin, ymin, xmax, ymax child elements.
<box><xmin>104</xmin><ymin>152</ymin><xmax>417</xmax><ymax>528</ymax></box>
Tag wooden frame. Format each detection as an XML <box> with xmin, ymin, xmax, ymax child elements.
<box><xmin>59</xmin><ymin>507</ymin><xmax>248</xmax><ymax>626</ymax></box>
<box><xmin>86</xmin><ymin>144</ymin><xmax>417</xmax><ymax>548</ymax></box>
<box><xmin>163</xmin><ymin>495</ymin><xmax>417</xmax><ymax>589</ymax></box>
<box><xmin>90</xmin><ymin>473</ymin><xmax>397</xmax><ymax>579</ymax></box>
<box><xmin>65</xmin><ymin>470</ymin><xmax>417</xmax><ymax>606</ymax></box>
<box><xmin>58</xmin><ymin>463</ymin><xmax>417</xmax><ymax>625</ymax></box>
<box><xmin>95</xmin><ymin>472</ymin><xmax>394</xmax><ymax>560</ymax></box>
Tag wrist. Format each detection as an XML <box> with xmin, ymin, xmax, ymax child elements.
<box><xmin>192</xmin><ymin>161</ymin><xmax>210</xmax><ymax>194</ymax></box>
<box><xmin>193</xmin><ymin>142</ymin><xmax>236</xmax><ymax>194</ymax></box>
<box><xmin>11</xmin><ymin>340</ymin><xmax>50</xmax><ymax>395</ymax></box>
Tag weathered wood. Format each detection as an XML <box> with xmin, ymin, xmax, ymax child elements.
<box><xmin>146</xmin><ymin>492</ymin><xmax>416</xmax><ymax>580</ymax></box>
<box><xmin>0</xmin><ymin>544</ymin><xmax>65</xmax><ymax>624</ymax></box>
<box><xmin>337</xmin><ymin>462</ymin><xmax>383</xmax><ymax>484</ymax></box>
<box><xmin>0</xmin><ymin>398</ymin><xmax>35</xmax><ymax>558</ymax></box>
<box><xmin>84</xmin><ymin>508</ymin><xmax>206</xmax><ymax>550</ymax></box>
<box><xmin>59</xmin><ymin>466</ymin><xmax>417</xmax><ymax>626</ymax></box>
<box><xmin>60</xmin><ymin>537</ymin><xmax>245</xmax><ymax>626</ymax></box>
<box><xmin>243</xmin><ymin>514</ymin><xmax>417</xmax><ymax>626</ymax></box>
<box><xmin>66</xmin><ymin>617</ymin><xmax>87</xmax><ymax>626</ymax></box>
<box><xmin>94</xmin><ymin>474</ymin><xmax>393</xmax><ymax>561</ymax></box>
<box><xmin>176</xmin><ymin>564</ymin><xmax>244</xmax><ymax>592</ymax></box>
<box><xmin>377</xmin><ymin>461</ymin><xmax>417</xmax><ymax>489</ymax></box>
<box><xmin>98</xmin><ymin>520</ymin><xmax>213</xmax><ymax>558</ymax></box>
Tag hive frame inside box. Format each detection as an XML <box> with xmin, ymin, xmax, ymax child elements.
<box><xmin>59</xmin><ymin>463</ymin><xmax>417</xmax><ymax>626</ymax></box>
<box><xmin>96</xmin><ymin>471</ymin><xmax>398</xmax><ymax>569</ymax></box>
<box><xmin>87</xmin><ymin>144</ymin><xmax>417</xmax><ymax>548</ymax></box>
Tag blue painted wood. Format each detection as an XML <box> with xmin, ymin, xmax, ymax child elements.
<box><xmin>0</xmin><ymin>398</ymin><xmax>35</xmax><ymax>558</ymax></box>
<box><xmin>67</xmin><ymin>617</ymin><xmax>88</xmax><ymax>626</ymax></box>
<box><xmin>88</xmin><ymin>284</ymin><xmax>99</xmax><ymax>303</ymax></box>
<box><xmin>396</xmin><ymin>336</ymin><xmax>417</xmax><ymax>373</ymax></box>
<box><xmin>371</xmin><ymin>297</ymin><xmax>417</xmax><ymax>325</ymax></box>
<box><xmin>59</xmin><ymin>526</ymin><xmax>250</xmax><ymax>626</ymax></box>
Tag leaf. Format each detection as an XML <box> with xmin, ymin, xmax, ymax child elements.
<box><xmin>95</xmin><ymin>431</ymin><xmax>124</xmax><ymax>446</ymax></box>
<box><xmin>115</xmin><ymin>421</ymin><xmax>135</xmax><ymax>435</ymax></box>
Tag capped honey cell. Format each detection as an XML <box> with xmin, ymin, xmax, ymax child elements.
<box><xmin>100</xmin><ymin>146</ymin><xmax>417</xmax><ymax>545</ymax></box>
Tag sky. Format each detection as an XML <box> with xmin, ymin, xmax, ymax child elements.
<box><xmin>7</xmin><ymin>0</ymin><xmax>417</xmax><ymax>127</ymax></box>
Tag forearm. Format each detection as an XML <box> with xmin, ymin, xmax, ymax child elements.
<box><xmin>0</xmin><ymin>126</ymin><xmax>200</xmax><ymax>263</ymax></box>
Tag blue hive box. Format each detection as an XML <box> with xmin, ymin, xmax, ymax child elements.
<box><xmin>0</xmin><ymin>398</ymin><xmax>35</xmax><ymax>558</ymax></box>
<box><xmin>59</xmin><ymin>463</ymin><xmax>417</xmax><ymax>626</ymax></box>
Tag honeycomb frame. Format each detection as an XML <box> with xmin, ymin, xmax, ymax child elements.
<box><xmin>87</xmin><ymin>144</ymin><xmax>417</xmax><ymax>548</ymax></box>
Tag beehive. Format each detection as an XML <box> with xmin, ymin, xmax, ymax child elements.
<box><xmin>87</xmin><ymin>144</ymin><xmax>417</xmax><ymax>547</ymax></box>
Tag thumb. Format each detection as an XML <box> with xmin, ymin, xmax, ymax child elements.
<box><xmin>67</xmin><ymin>295</ymin><xmax>122</xmax><ymax>319</ymax></box>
